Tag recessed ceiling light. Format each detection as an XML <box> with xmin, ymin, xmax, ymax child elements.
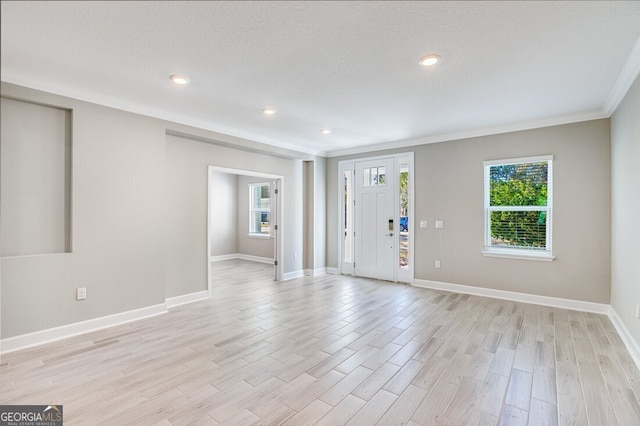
<box><xmin>321</xmin><ymin>129</ymin><xmax>331</xmax><ymax>135</ymax></box>
<box><xmin>262</xmin><ymin>108</ymin><xmax>276</xmax><ymax>115</ymax></box>
<box><xmin>418</xmin><ymin>54</ymin><xmax>441</xmax><ymax>68</ymax></box>
<box><xmin>170</xmin><ymin>75</ymin><xmax>189</xmax><ymax>85</ymax></box>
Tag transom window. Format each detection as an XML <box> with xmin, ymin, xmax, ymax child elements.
<box><xmin>483</xmin><ymin>156</ymin><xmax>554</xmax><ymax>260</ymax></box>
<box><xmin>249</xmin><ymin>183</ymin><xmax>270</xmax><ymax>236</ymax></box>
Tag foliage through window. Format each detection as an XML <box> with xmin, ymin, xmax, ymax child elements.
<box><xmin>483</xmin><ymin>156</ymin><xmax>553</xmax><ymax>257</ymax></box>
<box><xmin>249</xmin><ymin>183</ymin><xmax>270</xmax><ymax>235</ymax></box>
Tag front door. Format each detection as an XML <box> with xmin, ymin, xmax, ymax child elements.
<box><xmin>354</xmin><ymin>158</ymin><xmax>395</xmax><ymax>281</ymax></box>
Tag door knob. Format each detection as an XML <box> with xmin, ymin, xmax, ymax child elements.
<box><xmin>386</xmin><ymin>233</ymin><xmax>394</xmax><ymax>237</ymax></box>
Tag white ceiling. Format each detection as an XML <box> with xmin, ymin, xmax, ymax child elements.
<box><xmin>2</xmin><ymin>1</ymin><xmax>640</xmax><ymax>157</ymax></box>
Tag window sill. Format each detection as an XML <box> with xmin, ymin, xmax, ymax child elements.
<box><xmin>482</xmin><ymin>249</ymin><xmax>555</xmax><ymax>262</ymax></box>
<box><xmin>248</xmin><ymin>233</ymin><xmax>272</xmax><ymax>240</ymax></box>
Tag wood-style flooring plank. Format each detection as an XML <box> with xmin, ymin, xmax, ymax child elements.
<box><xmin>528</xmin><ymin>398</ymin><xmax>558</xmax><ymax>426</ymax></box>
<box><xmin>346</xmin><ymin>389</ymin><xmax>397</xmax><ymax>426</ymax></box>
<box><xmin>281</xmin><ymin>399</ymin><xmax>332</xmax><ymax>426</ymax></box>
<box><xmin>316</xmin><ymin>394</ymin><xmax>366</xmax><ymax>426</ymax></box>
<box><xmin>319</xmin><ymin>365</ymin><xmax>373</xmax><ymax>406</ymax></box>
<box><xmin>555</xmin><ymin>361</ymin><xmax>589</xmax><ymax>426</ymax></box>
<box><xmin>500</xmin><ymin>404</ymin><xmax>529</xmax><ymax>426</ymax></box>
<box><xmin>376</xmin><ymin>384</ymin><xmax>429</xmax><ymax>425</ymax></box>
<box><xmin>443</xmin><ymin>376</ymin><xmax>484</xmax><ymax>424</ymax></box>
<box><xmin>410</xmin><ymin>379</ymin><xmax>457</xmax><ymax>424</ymax></box>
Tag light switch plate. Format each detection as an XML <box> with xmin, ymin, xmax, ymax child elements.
<box><xmin>76</xmin><ymin>287</ymin><xmax>86</xmax><ymax>300</ymax></box>
<box><xmin>435</xmin><ymin>220</ymin><xmax>444</xmax><ymax>229</ymax></box>
<box><xmin>420</xmin><ymin>220</ymin><xmax>428</xmax><ymax>228</ymax></box>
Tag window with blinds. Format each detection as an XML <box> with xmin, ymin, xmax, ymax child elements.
<box><xmin>483</xmin><ymin>155</ymin><xmax>554</xmax><ymax>260</ymax></box>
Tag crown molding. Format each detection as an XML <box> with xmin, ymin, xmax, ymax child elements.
<box><xmin>604</xmin><ymin>35</ymin><xmax>640</xmax><ymax>115</ymax></box>
<box><xmin>326</xmin><ymin>110</ymin><xmax>608</xmax><ymax>158</ymax></box>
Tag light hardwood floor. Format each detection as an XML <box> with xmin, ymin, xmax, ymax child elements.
<box><xmin>1</xmin><ymin>259</ymin><xmax>639</xmax><ymax>425</ymax></box>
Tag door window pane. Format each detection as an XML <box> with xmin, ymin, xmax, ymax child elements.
<box><xmin>363</xmin><ymin>167</ymin><xmax>387</xmax><ymax>187</ymax></box>
<box><xmin>378</xmin><ymin>167</ymin><xmax>386</xmax><ymax>185</ymax></box>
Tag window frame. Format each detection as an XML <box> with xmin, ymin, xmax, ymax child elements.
<box><xmin>248</xmin><ymin>182</ymin><xmax>271</xmax><ymax>238</ymax></box>
<box><xmin>482</xmin><ymin>155</ymin><xmax>555</xmax><ymax>261</ymax></box>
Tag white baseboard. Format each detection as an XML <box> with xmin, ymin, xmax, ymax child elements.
<box><xmin>210</xmin><ymin>254</ymin><xmax>238</xmax><ymax>262</ymax></box>
<box><xmin>608</xmin><ymin>307</ymin><xmax>640</xmax><ymax>371</ymax></box>
<box><xmin>326</xmin><ymin>267</ymin><xmax>340</xmax><ymax>275</ymax></box>
<box><xmin>413</xmin><ymin>279</ymin><xmax>610</xmax><ymax>314</ymax></box>
<box><xmin>166</xmin><ymin>290</ymin><xmax>209</xmax><ymax>308</ymax></box>
<box><xmin>283</xmin><ymin>270</ymin><xmax>305</xmax><ymax>281</ymax></box>
<box><xmin>0</xmin><ymin>303</ymin><xmax>167</xmax><ymax>355</ymax></box>
<box><xmin>211</xmin><ymin>253</ymin><xmax>274</xmax><ymax>264</ymax></box>
<box><xmin>237</xmin><ymin>254</ymin><xmax>274</xmax><ymax>264</ymax></box>
<box><xmin>304</xmin><ymin>267</ymin><xmax>327</xmax><ymax>277</ymax></box>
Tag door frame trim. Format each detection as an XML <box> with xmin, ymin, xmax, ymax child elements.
<box><xmin>337</xmin><ymin>152</ymin><xmax>414</xmax><ymax>283</ymax></box>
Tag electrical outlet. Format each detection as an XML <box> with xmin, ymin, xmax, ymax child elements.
<box><xmin>435</xmin><ymin>260</ymin><xmax>441</xmax><ymax>268</ymax></box>
<box><xmin>76</xmin><ymin>287</ymin><xmax>86</xmax><ymax>300</ymax></box>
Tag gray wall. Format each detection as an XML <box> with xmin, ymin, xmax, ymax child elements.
<box><xmin>209</xmin><ymin>172</ymin><xmax>238</xmax><ymax>257</ymax></box>
<box><xmin>304</xmin><ymin>161</ymin><xmax>314</xmax><ymax>271</ymax></box>
<box><xmin>1</xmin><ymin>82</ymin><xmax>311</xmax><ymax>338</ymax></box>
<box><xmin>611</xmin><ymin>74</ymin><xmax>640</xmax><ymax>344</ymax></box>
<box><xmin>328</xmin><ymin>119</ymin><xmax>612</xmax><ymax>303</ymax></box>
<box><xmin>236</xmin><ymin>175</ymin><xmax>275</xmax><ymax>259</ymax></box>
<box><xmin>302</xmin><ymin>159</ymin><xmax>327</xmax><ymax>273</ymax></box>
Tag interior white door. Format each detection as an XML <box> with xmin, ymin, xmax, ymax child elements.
<box><xmin>271</xmin><ymin>179</ymin><xmax>280</xmax><ymax>281</ymax></box>
<box><xmin>354</xmin><ymin>158</ymin><xmax>395</xmax><ymax>281</ymax></box>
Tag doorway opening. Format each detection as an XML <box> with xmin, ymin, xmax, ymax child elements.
<box><xmin>338</xmin><ymin>153</ymin><xmax>414</xmax><ymax>284</ymax></box>
<box><xmin>208</xmin><ymin>166</ymin><xmax>284</xmax><ymax>295</ymax></box>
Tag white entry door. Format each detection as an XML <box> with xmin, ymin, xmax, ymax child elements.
<box><xmin>354</xmin><ymin>158</ymin><xmax>395</xmax><ymax>281</ymax></box>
